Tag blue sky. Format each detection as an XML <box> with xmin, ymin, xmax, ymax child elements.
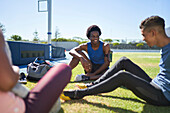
<box><xmin>1</xmin><ymin>0</ymin><xmax>170</xmax><ymax>41</ymax></box>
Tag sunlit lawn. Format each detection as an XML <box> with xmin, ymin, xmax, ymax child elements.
<box><xmin>25</xmin><ymin>52</ymin><xmax>170</xmax><ymax>113</ymax></box>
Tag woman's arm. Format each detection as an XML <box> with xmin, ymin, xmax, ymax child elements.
<box><xmin>69</xmin><ymin>43</ymin><xmax>88</xmax><ymax>58</ymax></box>
<box><xmin>69</xmin><ymin>43</ymin><xmax>92</xmax><ymax>71</ymax></box>
<box><xmin>0</xmin><ymin>30</ymin><xmax>19</xmax><ymax>92</ymax></box>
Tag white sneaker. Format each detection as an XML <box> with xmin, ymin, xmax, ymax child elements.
<box><xmin>74</xmin><ymin>74</ymin><xmax>84</xmax><ymax>82</ymax></box>
<box><xmin>74</xmin><ymin>74</ymin><xmax>90</xmax><ymax>82</ymax></box>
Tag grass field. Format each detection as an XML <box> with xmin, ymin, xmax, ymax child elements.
<box><xmin>25</xmin><ymin>52</ymin><xmax>170</xmax><ymax>113</ymax></box>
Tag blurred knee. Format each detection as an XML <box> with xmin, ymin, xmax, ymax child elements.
<box><xmin>119</xmin><ymin>56</ymin><xmax>132</xmax><ymax>64</ymax></box>
<box><xmin>120</xmin><ymin>56</ymin><xmax>129</xmax><ymax>61</ymax></box>
<box><xmin>53</xmin><ymin>63</ymin><xmax>72</xmax><ymax>79</ymax></box>
<box><xmin>116</xmin><ymin>70</ymin><xmax>131</xmax><ymax>79</ymax></box>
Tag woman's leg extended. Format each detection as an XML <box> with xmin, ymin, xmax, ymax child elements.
<box><xmin>78</xmin><ymin>71</ymin><xmax>169</xmax><ymax>106</ymax></box>
<box><xmin>24</xmin><ymin>63</ymin><xmax>72</xmax><ymax>113</ymax></box>
<box><xmin>92</xmin><ymin>56</ymin><xmax>152</xmax><ymax>85</ymax></box>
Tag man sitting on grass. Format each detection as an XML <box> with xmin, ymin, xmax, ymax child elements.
<box><xmin>69</xmin><ymin>25</ymin><xmax>111</xmax><ymax>81</ymax></box>
<box><xmin>61</xmin><ymin>16</ymin><xmax>170</xmax><ymax>106</ymax></box>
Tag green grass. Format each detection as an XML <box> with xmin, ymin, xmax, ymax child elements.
<box><xmin>25</xmin><ymin>52</ymin><xmax>170</xmax><ymax>113</ymax></box>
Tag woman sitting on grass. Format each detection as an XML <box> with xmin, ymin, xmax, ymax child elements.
<box><xmin>0</xmin><ymin>29</ymin><xmax>72</xmax><ymax>113</ymax></box>
<box><xmin>69</xmin><ymin>25</ymin><xmax>110</xmax><ymax>81</ymax></box>
<box><xmin>60</xmin><ymin>15</ymin><xmax>170</xmax><ymax>106</ymax></box>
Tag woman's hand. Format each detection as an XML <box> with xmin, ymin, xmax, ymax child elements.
<box><xmin>86</xmin><ymin>73</ymin><xmax>95</xmax><ymax>77</ymax></box>
<box><xmin>80</xmin><ymin>57</ymin><xmax>92</xmax><ymax>73</ymax></box>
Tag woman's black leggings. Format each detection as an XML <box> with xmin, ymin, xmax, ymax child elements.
<box><xmin>78</xmin><ymin>57</ymin><xmax>170</xmax><ymax>106</ymax></box>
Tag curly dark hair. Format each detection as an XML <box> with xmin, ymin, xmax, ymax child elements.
<box><xmin>86</xmin><ymin>25</ymin><xmax>102</xmax><ymax>39</ymax></box>
<box><xmin>139</xmin><ymin>16</ymin><xmax>165</xmax><ymax>30</ymax></box>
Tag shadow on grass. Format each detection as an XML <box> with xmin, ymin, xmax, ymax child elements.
<box><xmin>58</xmin><ymin>107</ymin><xmax>64</xmax><ymax>113</ymax></box>
<box><xmin>97</xmin><ymin>94</ymin><xmax>146</xmax><ymax>104</ymax></box>
<box><xmin>61</xmin><ymin>97</ymin><xmax>170</xmax><ymax>113</ymax></box>
<box><xmin>61</xmin><ymin>99</ymin><xmax>138</xmax><ymax>113</ymax></box>
<box><xmin>142</xmin><ymin>104</ymin><xmax>170</xmax><ymax>113</ymax></box>
<box><xmin>97</xmin><ymin>94</ymin><xmax>170</xmax><ymax>112</ymax></box>
<box><xmin>69</xmin><ymin>80</ymin><xmax>92</xmax><ymax>83</ymax></box>
<box><xmin>27</xmin><ymin>80</ymin><xmax>38</xmax><ymax>83</ymax></box>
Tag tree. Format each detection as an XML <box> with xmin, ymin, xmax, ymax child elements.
<box><xmin>11</xmin><ymin>35</ymin><xmax>22</xmax><ymax>41</ymax></box>
<box><xmin>103</xmin><ymin>39</ymin><xmax>113</xmax><ymax>43</ymax></box>
<box><xmin>136</xmin><ymin>43</ymin><xmax>144</xmax><ymax>48</ymax></box>
<box><xmin>0</xmin><ymin>23</ymin><xmax>6</xmax><ymax>33</ymax></box>
<box><xmin>55</xmin><ymin>26</ymin><xmax>61</xmax><ymax>39</ymax></box>
<box><xmin>113</xmin><ymin>42</ymin><xmax>119</xmax><ymax>46</ymax></box>
<box><xmin>72</xmin><ymin>37</ymin><xmax>84</xmax><ymax>42</ymax></box>
<box><xmin>33</xmin><ymin>29</ymin><xmax>39</xmax><ymax>41</ymax></box>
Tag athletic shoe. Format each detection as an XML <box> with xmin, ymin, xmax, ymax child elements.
<box><xmin>74</xmin><ymin>74</ymin><xmax>90</xmax><ymax>82</ymax></box>
<box><xmin>60</xmin><ymin>93</ymin><xmax>71</xmax><ymax>101</ymax></box>
<box><xmin>74</xmin><ymin>74</ymin><xmax>83</xmax><ymax>82</ymax></box>
<box><xmin>18</xmin><ymin>72</ymin><xmax>27</xmax><ymax>84</ymax></box>
<box><xmin>75</xmin><ymin>83</ymin><xmax>91</xmax><ymax>89</ymax></box>
<box><xmin>60</xmin><ymin>90</ymin><xmax>83</xmax><ymax>101</ymax></box>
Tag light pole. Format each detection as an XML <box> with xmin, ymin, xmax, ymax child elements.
<box><xmin>38</xmin><ymin>0</ymin><xmax>52</xmax><ymax>44</ymax></box>
<box><xmin>47</xmin><ymin>0</ymin><xmax>52</xmax><ymax>44</ymax></box>
<box><xmin>38</xmin><ymin>0</ymin><xmax>52</xmax><ymax>58</ymax></box>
